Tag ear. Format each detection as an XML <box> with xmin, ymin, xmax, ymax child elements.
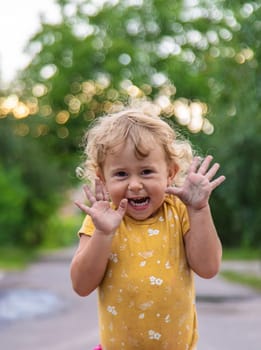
<box><xmin>167</xmin><ymin>163</ymin><xmax>178</xmax><ymax>186</ymax></box>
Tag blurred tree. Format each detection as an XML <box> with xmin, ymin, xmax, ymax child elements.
<box><xmin>1</xmin><ymin>0</ymin><xmax>260</xmax><ymax>248</ymax></box>
<box><xmin>0</xmin><ymin>118</ymin><xmax>66</xmax><ymax>246</ymax></box>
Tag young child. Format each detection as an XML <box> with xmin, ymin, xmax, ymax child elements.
<box><xmin>70</xmin><ymin>108</ymin><xmax>225</xmax><ymax>350</ymax></box>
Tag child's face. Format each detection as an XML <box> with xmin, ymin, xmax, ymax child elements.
<box><xmin>99</xmin><ymin>140</ymin><xmax>176</xmax><ymax>221</ymax></box>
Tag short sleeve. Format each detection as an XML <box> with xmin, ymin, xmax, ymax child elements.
<box><xmin>166</xmin><ymin>195</ymin><xmax>190</xmax><ymax>235</ymax></box>
<box><xmin>78</xmin><ymin>215</ymin><xmax>95</xmax><ymax>237</ymax></box>
<box><xmin>178</xmin><ymin>200</ymin><xmax>190</xmax><ymax>235</ymax></box>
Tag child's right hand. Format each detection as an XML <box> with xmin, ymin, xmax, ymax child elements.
<box><xmin>75</xmin><ymin>178</ymin><xmax>127</xmax><ymax>235</ymax></box>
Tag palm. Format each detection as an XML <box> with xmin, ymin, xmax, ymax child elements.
<box><xmin>166</xmin><ymin>156</ymin><xmax>225</xmax><ymax>210</ymax></box>
<box><xmin>75</xmin><ymin>179</ymin><xmax>127</xmax><ymax>235</ymax></box>
<box><xmin>86</xmin><ymin>200</ymin><xmax>124</xmax><ymax>233</ymax></box>
<box><xmin>176</xmin><ymin>172</ymin><xmax>213</xmax><ymax>208</ymax></box>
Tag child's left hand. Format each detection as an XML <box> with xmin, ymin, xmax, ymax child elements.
<box><xmin>166</xmin><ymin>155</ymin><xmax>225</xmax><ymax>210</ymax></box>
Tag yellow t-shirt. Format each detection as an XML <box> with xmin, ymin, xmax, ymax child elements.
<box><xmin>79</xmin><ymin>195</ymin><xmax>198</xmax><ymax>350</ymax></box>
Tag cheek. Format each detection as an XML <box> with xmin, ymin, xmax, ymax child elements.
<box><xmin>149</xmin><ymin>181</ymin><xmax>167</xmax><ymax>197</ymax></box>
<box><xmin>106</xmin><ymin>182</ymin><xmax>125</xmax><ymax>199</ymax></box>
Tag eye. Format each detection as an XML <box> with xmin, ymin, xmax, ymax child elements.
<box><xmin>115</xmin><ymin>171</ymin><xmax>128</xmax><ymax>178</ymax></box>
<box><xmin>141</xmin><ymin>169</ymin><xmax>153</xmax><ymax>176</ymax></box>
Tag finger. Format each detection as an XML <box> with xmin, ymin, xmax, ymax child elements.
<box><xmin>165</xmin><ymin>186</ymin><xmax>182</xmax><ymax>196</ymax></box>
<box><xmin>197</xmin><ymin>155</ymin><xmax>213</xmax><ymax>175</ymax></box>
<box><xmin>95</xmin><ymin>178</ymin><xmax>110</xmax><ymax>201</ymax></box>
<box><xmin>211</xmin><ymin>175</ymin><xmax>226</xmax><ymax>190</ymax></box>
<box><xmin>83</xmin><ymin>185</ymin><xmax>96</xmax><ymax>204</ymax></box>
<box><xmin>188</xmin><ymin>157</ymin><xmax>201</xmax><ymax>174</ymax></box>
<box><xmin>95</xmin><ymin>178</ymin><xmax>105</xmax><ymax>201</ymax></box>
<box><xmin>100</xmin><ymin>181</ymin><xmax>110</xmax><ymax>201</ymax></box>
<box><xmin>116</xmin><ymin>198</ymin><xmax>128</xmax><ymax>217</ymax></box>
<box><xmin>104</xmin><ymin>190</ymin><xmax>110</xmax><ymax>202</ymax></box>
<box><xmin>205</xmin><ymin>162</ymin><xmax>220</xmax><ymax>180</ymax></box>
<box><xmin>74</xmin><ymin>201</ymin><xmax>92</xmax><ymax>215</ymax></box>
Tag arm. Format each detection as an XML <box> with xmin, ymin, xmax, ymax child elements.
<box><xmin>70</xmin><ymin>231</ymin><xmax>114</xmax><ymax>297</ymax></box>
<box><xmin>185</xmin><ymin>204</ymin><xmax>222</xmax><ymax>278</ymax></box>
<box><xmin>70</xmin><ymin>179</ymin><xmax>127</xmax><ymax>296</ymax></box>
<box><xmin>166</xmin><ymin>156</ymin><xmax>225</xmax><ymax>279</ymax></box>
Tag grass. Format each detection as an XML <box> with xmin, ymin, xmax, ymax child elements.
<box><xmin>0</xmin><ymin>213</ymin><xmax>81</xmax><ymax>271</ymax></box>
<box><xmin>0</xmin><ymin>246</ymin><xmax>37</xmax><ymax>270</ymax></box>
<box><xmin>221</xmin><ymin>270</ymin><xmax>261</xmax><ymax>292</ymax></box>
<box><xmin>222</xmin><ymin>247</ymin><xmax>261</xmax><ymax>261</ymax></box>
<box><xmin>221</xmin><ymin>247</ymin><xmax>261</xmax><ymax>293</ymax></box>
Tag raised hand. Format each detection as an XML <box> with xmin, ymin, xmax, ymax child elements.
<box><xmin>166</xmin><ymin>155</ymin><xmax>225</xmax><ymax>210</ymax></box>
<box><xmin>75</xmin><ymin>178</ymin><xmax>127</xmax><ymax>235</ymax></box>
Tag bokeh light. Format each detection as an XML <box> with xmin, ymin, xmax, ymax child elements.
<box><xmin>0</xmin><ymin>79</ymin><xmax>214</xmax><ymax>136</ymax></box>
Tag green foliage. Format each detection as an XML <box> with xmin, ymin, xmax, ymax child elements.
<box><xmin>0</xmin><ymin>165</ymin><xmax>28</xmax><ymax>244</ymax></box>
<box><xmin>0</xmin><ymin>118</ymin><xmax>68</xmax><ymax>247</ymax></box>
<box><xmin>1</xmin><ymin>0</ymin><xmax>261</xmax><ymax>249</ymax></box>
<box><xmin>41</xmin><ymin>212</ymin><xmax>80</xmax><ymax>249</ymax></box>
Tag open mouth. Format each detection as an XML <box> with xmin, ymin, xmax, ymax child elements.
<box><xmin>128</xmin><ymin>197</ymin><xmax>150</xmax><ymax>208</ymax></box>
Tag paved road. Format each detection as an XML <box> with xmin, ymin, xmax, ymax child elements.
<box><xmin>196</xmin><ymin>274</ymin><xmax>261</xmax><ymax>349</ymax></box>
<box><xmin>0</xmin><ymin>247</ymin><xmax>260</xmax><ymax>350</ymax></box>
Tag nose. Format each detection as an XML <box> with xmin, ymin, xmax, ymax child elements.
<box><xmin>127</xmin><ymin>177</ymin><xmax>143</xmax><ymax>192</ymax></box>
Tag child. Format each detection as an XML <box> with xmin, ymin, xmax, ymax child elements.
<box><xmin>70</xmin><ymin>108</ymin><xmax>225</xmax><ymax>350</ymax></box>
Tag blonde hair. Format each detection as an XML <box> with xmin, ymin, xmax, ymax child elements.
<box><xmin>78</xmin><ymin>108</ymin><xmax>195</xmax><ymax>186</ymax></box>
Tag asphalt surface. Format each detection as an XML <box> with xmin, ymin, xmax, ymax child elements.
<box><xmin>0</xmin><ymin>247</ymin><xmax>260</xmax><ymax>350</ymax></box>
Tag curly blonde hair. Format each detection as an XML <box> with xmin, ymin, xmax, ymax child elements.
<box><xmin>78</xmin><ymin>108</ymin><xmax>195</xmax><ymax>187</ymax></box>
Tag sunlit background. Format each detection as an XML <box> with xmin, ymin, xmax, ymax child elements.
<box><xmin>0</xmin><ymin>0</ymin><xmax>58</xmax><ymax>84</ymax></box>
<box><xmin>0</xmin><ymin>0</ymin><xmax>260</xmax><ymax>254</ymax></box>
<box><xmin>0</xmin><ymin>4</ymin><xmax>260</xmax><ymax>349</ymax></box>
<box><xmin>0</xmin><ymin>0</ymin><xmax>257</xmax><ymax>135</ymax></box>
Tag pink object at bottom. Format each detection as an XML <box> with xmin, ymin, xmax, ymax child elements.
<box><xmin>93</xmin><ymin>345</ymin><xmax>102</xmax><ymax>350</ymax></box>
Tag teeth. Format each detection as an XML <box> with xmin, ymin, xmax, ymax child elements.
<box><xmin>129</xmin><ymin>198</ymin><xmax>149</xmax><ymax>207</ymax></box>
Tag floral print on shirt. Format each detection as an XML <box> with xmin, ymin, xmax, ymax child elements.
<box><xmin>80</xmin><ymin>196</ymin><xmax>198</xmax><ymax>350</ymax></box>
